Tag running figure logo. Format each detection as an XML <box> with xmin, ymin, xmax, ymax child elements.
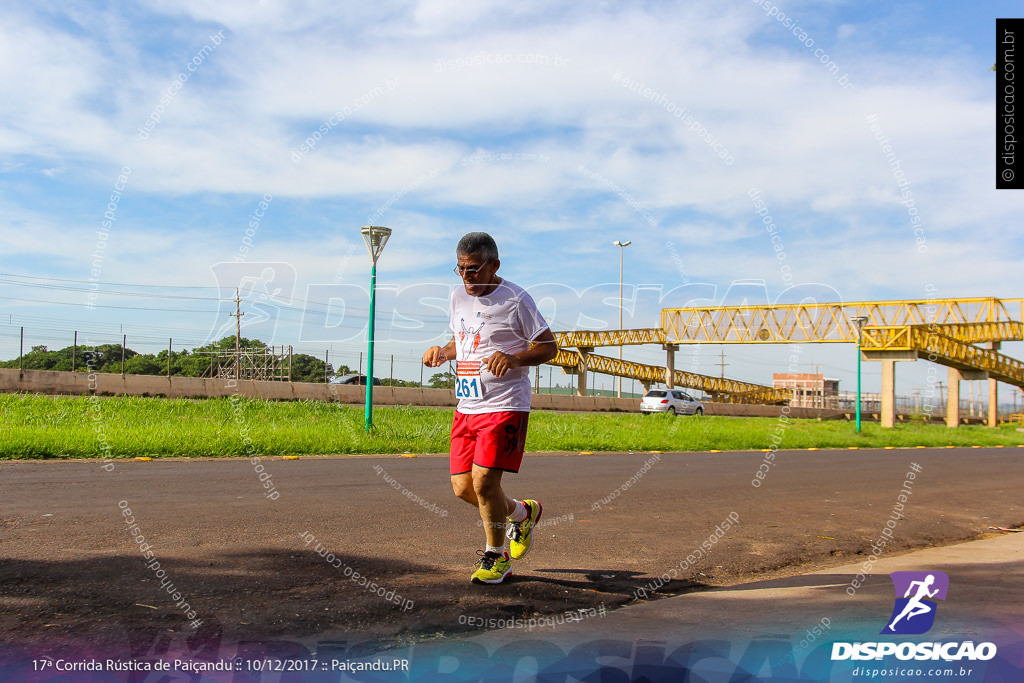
<box><xmin>455</xmin><ymin>319</ymin><xmax>486</xmax><ymax>393</ymax></box>
<box><xmin>881</xmin><ymin>571</ymin><xmax>949</xmax><ymax>635</ymax></box>
<box><xmin>457</xmin><ymin>319</ymin><xmax>485</xmax><ymax>357</ymax></box>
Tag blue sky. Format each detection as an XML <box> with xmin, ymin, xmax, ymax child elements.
<box><xmin>2</xmin><ymin>0</ymin><xmax>1022</xmax><ymax>400</ymax></box>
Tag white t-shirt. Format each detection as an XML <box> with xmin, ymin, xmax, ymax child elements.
<box><xmin>448</xmin><ymin>278</ymin><xmax>550</xmax><ymax>414</ymax></box>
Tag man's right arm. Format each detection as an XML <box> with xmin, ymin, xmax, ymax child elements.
<box><xmin>423</xmin><ymin>338</ymin><xmax>456</xmax><ymax>367</ymax></box>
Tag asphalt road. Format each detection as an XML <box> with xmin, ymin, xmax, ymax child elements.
<box><xmin>1</xmin><ymin>447</ymin><xmax>1022</xmax><ymax>660</ymax></box>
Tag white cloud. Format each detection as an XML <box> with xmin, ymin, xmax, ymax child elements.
<box><xmin>0</xmin><ymin>0</ymin><xmax>1020</xmax><ymax>376</ymax></box>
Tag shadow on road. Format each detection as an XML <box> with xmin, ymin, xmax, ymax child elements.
<box><xmin>0</xmin><ymin>548</ymin><xmax>640</xmax><ymax>658</ymax></box>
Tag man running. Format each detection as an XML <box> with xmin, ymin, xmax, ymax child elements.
<box><xmin>888</xmin><ymin>574</ymin><xmax>939</xmax><ymax>631</ymax></box>
<box><xmin>422</xmin><ymin>232</ymin><xmax>558</xmax><ymax>584</ymax></box>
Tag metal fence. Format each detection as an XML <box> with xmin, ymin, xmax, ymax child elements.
<box><xmin>5</xmin><ymin>326</ymin><xmax>1022</xmax><ymax>411</ymax></box>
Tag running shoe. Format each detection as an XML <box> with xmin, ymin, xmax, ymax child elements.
<box><xmin>506</xmin><ymin>499</ymin><xmax>542</xmax><ymax>559</ymax></box>
<box><xmin>471</xmin><ymin>550</ymin><xmax>512</xmax><ymax>584</ymax></box>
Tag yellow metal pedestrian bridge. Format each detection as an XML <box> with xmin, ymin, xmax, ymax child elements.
<box><xmin>548</xmin><ymin>297</ymin><xmax>1024</xmax><ymax>422</ymax></box>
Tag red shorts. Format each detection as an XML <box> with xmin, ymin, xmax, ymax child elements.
<box><xmin>450</xmin><ymin>410</ymin><xmax>529</xmax><ymax>475</ymax></box>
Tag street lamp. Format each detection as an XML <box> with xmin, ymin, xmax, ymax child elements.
<box><xmin>852</xmin><ymin>315</ymin><xmax>868</xmax><ymax>433</ymax></box>
<box><xmin>361</xmin><ymin>225</ymin><xmax>392</xmax><ymax>431</ymax></box>
<box><xmin>613</xmin><ymin>240</ymin><xmax>631</xmax><ymax>398</ymax></box>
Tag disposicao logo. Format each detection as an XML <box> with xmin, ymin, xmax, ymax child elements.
<box><xmin>832</xmin><ymin>570</ymin><xmax>997</xmax><ymax>663</ymax></box>
<box><xmin>882</xmin><ymin>571</ymin><xmax>948</xmax><ymax>635</ymax></box>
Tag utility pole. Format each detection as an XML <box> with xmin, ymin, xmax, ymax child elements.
<box><xmin>717</xmin><ymin>347</ymin><xmax>728</xmax><ymax>379</ymax></box>
<box><xmin>230</xmin><ymin>288</ymin><xmax>244</xmax><ymax>379</ymax></box>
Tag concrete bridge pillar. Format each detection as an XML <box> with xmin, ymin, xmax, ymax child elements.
<box><xmin>880</xmin><ymin>359</ymin><xmax>896</xmax><ymax>428</ymax></box>
<box><xmin>946</xmin><ymin>367</ymin><xmax>989</xmax><ymax>428</ymax></box>
<box><xmin>663</xmin><ymin>344</ymin><xmax>678</xmax><ymax>389</ymax></box>
<box><xmin>947</xmin><ymin>368</ymin><xmax>961</xmax><ymax>428</ymax></box>
<box><xmin>862</xmin><ymin>350</ymin><xmax>917</xmax><ymax>428</ymax></box>
<box><xmin>988</xmin><ymin>342</ymin><xmax>1001</xmax><ymax>428</ymax></box>
<box><xmin>576</xmin><ymin>347</ymin><xmax>593</xmax><ymax>397</ymax></box>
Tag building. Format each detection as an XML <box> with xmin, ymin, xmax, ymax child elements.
<box><xmin>773</xmin><ymin>372</ymin><xmax>840</xmax><ymax>408</ymax></box>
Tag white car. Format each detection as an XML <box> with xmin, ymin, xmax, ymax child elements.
<box><xmin>640</xmin><ymin>389</ymin><xmax>704</xmax><ymax>416</ymax></box>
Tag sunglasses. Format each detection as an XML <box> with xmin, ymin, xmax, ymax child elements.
<box><xmin>453</xmin><ymin>260</ymin><xmax>491</xmax><ymax>277</ymax></box>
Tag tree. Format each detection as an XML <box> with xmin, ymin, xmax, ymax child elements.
<box><xmin>123</xmin><ymin>354</ymin><xmax>162</xmax><ymax>376</ymax></box>
<box><xmin>195</xmin><ymin>335</ymin><xmax>267</xmax><ymax>352</ymax></box>
<box><xmin>0</xmin><ymin>336</ymin><xmax>392</xmax><ymax>385</ymax></box>
<box><xmin>85</xmin><ymin>344</ymin><xmax>139</xmax><ymax>373</ymax></box>
<box><xmin>428</xmin><ymin>371</ymin><xmax>456</xmax><ymax>389</ymax></box>
<box><xmin>291</xmin><ymin>353</ymin><xmax>332</xmax><ymax>383</ymax></box>
<box><xmin>158</xmin><ymin>349</ymin><xmax>213</xmax><ymax>377</ymax></box>
<box><xmin>381</xmin><ymin>378</ymin><xmax>421</xmax><ymax>387</ymax></box>
<box><xmin>0</xmin><ymin>345</ymin><xmax>65</xmax><ymax>370</ymax></box>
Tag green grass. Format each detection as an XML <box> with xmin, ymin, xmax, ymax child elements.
<box><xmin>1</xmin><ymin>393</ymin><xmax>1022</xmax><ymax>459</ymax></box>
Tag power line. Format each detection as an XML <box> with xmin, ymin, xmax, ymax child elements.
<box><xmin>0</xmin><ymin>278</ymin><xmax>219</xmax><ymax>300</ymax></box>
<box><xmin>0</xmin><ymin>273</ymin><xmax>223</xmax><ymax>289</ymax></box>
<box><xmin>1</xmin><ymin>295</ymin><xmax>221</xmax><ymax>313</ymax></box>
<box><xmin>0</xmin><ymin>277</ymin><xmax>451</xmax><ymax>322</ymax></box>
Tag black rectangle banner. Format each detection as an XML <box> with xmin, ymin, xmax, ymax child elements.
<box><xmin>997</xmin><ymin>18</ymin><xmax>1024</xmax><ymax>189</ymax></box>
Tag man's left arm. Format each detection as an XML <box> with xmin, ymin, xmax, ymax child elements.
<box><xmin>484</xmin><ymin>328</ymin><xmax>559</xmax><ymax>377</ymax></box>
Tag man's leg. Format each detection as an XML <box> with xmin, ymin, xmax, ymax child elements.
<box><xmin>471</xmin><ymin>464</ymin><xmax>515</xmax><ymax>548</ymax></box>
<box><xmin>450</xmin><ymin>411</ymin><xmax>478</xmax><ymax>506</ymax></box>
<box><xmin>451</xmin><ymin>472</ymin><xmax>478</xmax><ymax>506</ymax></box>
<box><xmin>460</xmin><ymin>465</ymin><xmax>515</xmax><ymax>585</ymax></box>
<box><xmin>452</xmin><ymin>419</ymin><xmax>515</xmax><ymax>584</ymax></box>
<box><xmin>453</xmin><ymin>411</ymin><xmax>536</xmax><ymax>584</ymax></box>
<box><xmin>471</xmin><ymin>412</ymin><xmax>540</xmax><ymax>559</ymax></box>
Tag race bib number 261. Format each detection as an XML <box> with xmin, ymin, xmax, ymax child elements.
<box><xmin>456</xmin><ymin>375</ymin><xmax>482</xmax><ymax>399</ymax></box>
<box><xmin>456</xmin><ymin>360</ymin><xmax>483</xmax><ymax>400</ymax></box>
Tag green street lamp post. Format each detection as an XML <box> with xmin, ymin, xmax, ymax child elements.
<box><xmin>361</xmin><ymin>225</ymin><xmax>392</xmax><ymax>431</ymax></box>
<box><xmin>852</xmin><ymin>315</ymin><xmax>868</xmax><ymax>433</ymax></box>
<box><xmin>612</xmin><ymin>239</ymin><xmax>631</xmax><ymax>398</ymax></box>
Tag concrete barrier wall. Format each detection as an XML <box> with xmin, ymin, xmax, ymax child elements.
<box><xmin>0</xmin><ymin>367</ymin><xmax>847</xmax><ymax>419</ymax></box>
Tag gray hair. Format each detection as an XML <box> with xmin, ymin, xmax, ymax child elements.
<box><xmin>456</xmin><ymin>232</ymin><xmax>498</xmax><ymax>261</ymax></box>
